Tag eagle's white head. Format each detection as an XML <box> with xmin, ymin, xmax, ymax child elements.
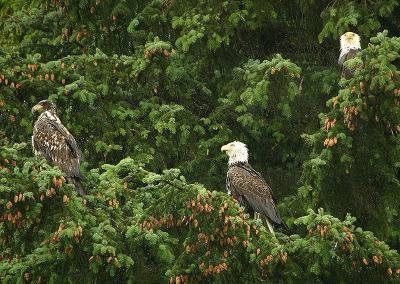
<box><xmin>221</xmin><ymin>141</ymin><xmax>249</xmax><ymax>165</ymax></box>
<box><xmin>340</xmin><ymin>32</ymin><xmax>361</xmax><ymax>52</ymax></box>
<box><xmin>31</xmin><ymin>99</ymin><xmax>57</xmax><ymax>114</ymax></box>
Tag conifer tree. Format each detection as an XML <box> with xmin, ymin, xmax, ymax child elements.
<box><xmin>1</xmin><ymin>0</ymin><xmax>400</xmax><ymax>282</ymax></box>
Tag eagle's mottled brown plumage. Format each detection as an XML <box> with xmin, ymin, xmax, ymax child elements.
<box><xmin>338</xmin><ymin>32</ymin><xmax>362</xmax><ymax>80</ymax></box>
<box><xmin>32</xmin><ymin>100</ymin><xmax>86</xmax><ymax>195</ymax></box>
<box><xmin>221</xmin><ymin>141</ymin><xmax>287</xmax><ymax>236</ymax></box>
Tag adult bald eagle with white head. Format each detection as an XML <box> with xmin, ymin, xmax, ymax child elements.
<box><xmin>338</xmin><ymin>32</ymin><xmax>362</xmax><ymax>80</ymax></box>
<box><xmin>32</xmin><ymin>100</ymin><xmax>86</xmax><ymax>195</ymax></box>
<box><xmin>221</xmin><ymin>141</ymin><xmax>288</xmax><ymax>236</ymax></box>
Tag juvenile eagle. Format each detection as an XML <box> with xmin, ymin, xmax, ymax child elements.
<box><xmin>32</xmin><ymin>100</ymin><xmax>86</xmax><ymax>195</ymax></box>
<box><xmin>338</xmin><ymin>32</ymin><xmax>361</xmax><ymax>80</ymax></box>
<box><xmin>221</xmin><ymin>141</ymin><xmax>287</xmax><ymax>236</ymax></box>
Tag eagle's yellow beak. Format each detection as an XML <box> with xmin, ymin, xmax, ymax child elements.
<box><xmin>221</xmin><ymin>144</ymin><xmax>233</xmax><ymax>152</ymax></box>
<box><xmin>345</xmin><ymin>32</ymin><xmax>354</xmax><ymax>40</ymax></box>
<box><xmin>31</xmin><ymin>104</ymin><xmax>43</xmax><ymax>114</ymax></box>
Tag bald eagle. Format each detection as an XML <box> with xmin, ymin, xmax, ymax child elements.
<box><xmin>338</xmin><ymin>32</ymin><xmax>361</xmax><ymax>80</ymax></box>
<box><xmin>221</xmin><ymin>141</ymin><xmax>287</xmax><ymax>236</ymax></box>
<box><xmin>32</xmin><ymin>100</ymin><xmax>86</xmax><ymax>195</ymax></box>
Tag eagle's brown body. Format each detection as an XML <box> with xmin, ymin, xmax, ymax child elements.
<box><xmin>32</xmin><ymin>100</ymin><xmax>86</xmax><ymax>195</ymax></box>
<box><xmin>338</xmin><ymin>48</ymin><xmax>362</xmax><ymax>80</ymax></box>
<box><xmin>227</xmin><ymin>162</ymin><xmax>287</xmax><ymax>228</ymax></box>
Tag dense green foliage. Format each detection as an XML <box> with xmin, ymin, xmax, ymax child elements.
<box><xmin>1</xmin><ymin>141</ymin><xmax>400</xmax><ymax>283</ymax></box>
<box><xmin>0</xmin><ymin>0</ymin><xmax>400</xmax><ymax>282</ymax></box>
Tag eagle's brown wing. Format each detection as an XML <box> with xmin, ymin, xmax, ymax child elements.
<box><xmin>228</xmin><ymin>163</ymin><xmax>286</xmax><ymax>226</ymax></box>
<box><xmin>46</xmin><ymin>119</ymin><xmax>84</xmax><ymax>161</ymax></box>
<box><xmin>339</xmin><ymin>48</ymin><xmax>362</xmax><ymax>80</ymax></box>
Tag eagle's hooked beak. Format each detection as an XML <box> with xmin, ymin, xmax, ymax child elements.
<box><xmin>345</xmin><ymin>32</ymin><xmax>354</xmax><ymax>40</ymax></box>
<box><xmin>221</xmin><ymin>144</ymin><xmax>233</xmax><ymax>152</ymax></box>
<box><xmin>31</xmin><ymin>104</ymin><xmax>43</xmax><ymax>114</ymax></box>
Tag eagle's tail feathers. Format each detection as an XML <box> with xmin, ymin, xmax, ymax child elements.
<box><xmin>280</xmin><ymin>219</ymin><xmax>289</xmax><ymax>231</ymax></box>
<box><xmin>66</xmin><ymin>177</ymin><xmax>85</xmax><ymax>196</ymax></box>
<box><xmin>78</xmin><ymin>172</ymin><xmax>87</xmax><ymax>182</ymax></box>
<box><xmin>260</xmin><ymin>214</ymin><xmax>289</xmax><ymax>231</ymax></box>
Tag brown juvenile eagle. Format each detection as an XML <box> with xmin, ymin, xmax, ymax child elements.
<box><xmin>32</xmin><ymin>100</ymin><xmax>86</xmax><ymax>195</ymax></box>
<box><xmin>221</xmin><ymin>141</ymin><xmax>288</xmax><ymax>236</ymax></box>
<box><xmin>338</xmin><ymin>32</ymin><xmax>362</xmax><ymax>80</ymax></box>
